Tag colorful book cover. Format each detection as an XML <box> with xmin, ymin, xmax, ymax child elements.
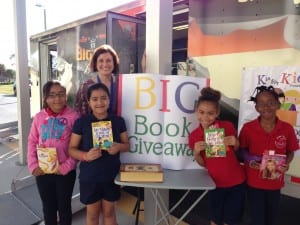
<box><xmin>260</xmin><ymin>150</ymin><xmax>286</xmax><ymax>180</ymax></box>
<box><xmin>37</xmin><ymin>147</ymin><xmax>59</xmax><ymax>174</ymax></box>
<box><xmin>92</xmin><ymin>121</ymin><xmax>113</xmax><ymax>150</ymax></box>
<box><xmin>204</xmin><ymin>128</ymin><xmax>226</xmax><ymax>158</ymax></box>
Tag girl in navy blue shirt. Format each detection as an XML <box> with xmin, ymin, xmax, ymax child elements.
<box><xmin>69</xmin><ymin>83</ymin><xmax>129</xmax><ymax>225</ymax></box>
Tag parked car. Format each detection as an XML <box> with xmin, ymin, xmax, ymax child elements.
<box><xmin>13</xmin><ymin>79</ymin><xmax>32</xmax><ymax>96</ymax></box>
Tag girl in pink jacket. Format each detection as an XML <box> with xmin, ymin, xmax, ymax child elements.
<box><xmin>27</xmin><ymin>81</ymin><xmax>79</xmax><ymax>225</ymax></box>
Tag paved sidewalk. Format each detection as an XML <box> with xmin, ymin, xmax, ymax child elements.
<box><xmin>1</xmin><ymin>129</ymin><xmax>300</xmax><ymax>225</ymax></box>
<box><xmin>0</xmin><ymin>136</ymin><xmax>42</xmax><ymax>225</ymax></box>
<box><xmin>0</xmin><ymin>132</ymin><xmax>141</xmax><ymax>225</ymax></box>
<box><xmin>0</xmin><ymin>136</ymin><xmax>30</xmax><ymax>194</ymax></box>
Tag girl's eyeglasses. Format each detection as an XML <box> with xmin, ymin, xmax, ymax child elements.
<box><xmin>255</xmin><ymin>101</ymin><xmax>278</xmax><ymax>108</ymax></box>
<box><xmin>48</xmin><ymin>93</ymin><xmax>66</xmax><ymax>98</ymax></box>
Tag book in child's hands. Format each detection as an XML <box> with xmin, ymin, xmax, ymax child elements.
<box><xmin>37</xmin><ymin>147</ymin><xmax>59</xmax><ymax>174</ymax></box>
<box><xmin>120</xmin><ymin>164</ymin><xmax>164</xmax><ymax>182</ymax></box>
<box><xmin>92</xmin><ymin>121</ymin><xmax>113</xmax><ymax>150</ymax></box>
<box><xmin>204</xmin><ymin>128</ymin><xmax>226</xmax><ymax>157</ymax></box>
<box><xmin>260</xmin><ymin>150</ymin><xmax>286</xmax><ymax>180</ymax></box>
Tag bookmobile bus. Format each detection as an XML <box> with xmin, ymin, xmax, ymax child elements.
<box><xmin>28</xmin><ymin>0</ymin><xmax>300</xmax><ymax>220</ymax></box>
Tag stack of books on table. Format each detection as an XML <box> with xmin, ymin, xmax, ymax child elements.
<box><xmin>120</xmin><ymin>163</ymin><xmax>164</xmax><ymax>182</ymax></box>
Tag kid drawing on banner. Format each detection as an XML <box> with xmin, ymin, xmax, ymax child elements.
<box><xmin>281</xmin><ymin>89</ymin><xmax>300</xmax><ymax>111</ymax></box>
<box><xmin>275</xmin><ymin>88</ymin><xmax>300</xmax><ymax>127</ymax></box>
<box><xmin>280</xmin><ymin>90</ymin><xmax>299</xmax><ymax>111</ymax></box>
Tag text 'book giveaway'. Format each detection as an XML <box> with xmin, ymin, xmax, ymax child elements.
<box><xmin>120</xmin><ymin>164</ymin><xmax>164</xmax><ymax>182</ymax></box>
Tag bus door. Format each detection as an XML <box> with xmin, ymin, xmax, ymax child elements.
<box><xmin>106</xmin><ymin>11</ymin><xmax>146</xmax><ymax>74</ymax></box>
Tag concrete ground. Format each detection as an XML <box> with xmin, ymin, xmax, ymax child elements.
<box><xmin>1</xmin><ymin>129</ymin><xmax>300</xmax><ymax>225</ymax></box>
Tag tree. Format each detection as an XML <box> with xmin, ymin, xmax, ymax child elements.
<box><xmin>0</xmin><ymin>64</ymin><xmax>16</xmax><ymax>82</ymax></box>
<box><xmin>5</xmin><ymin>69</ymin><xmax>16</xmax><ymax>82</ymax></box>
<box><xmin>0</xmin><ymin>64</ymin><xmax>5</xmax><ymax>74</ymax></box>
<box><xmin>0</xmin><ymin>64</ymin><xmax>6</xmax><ymax>82</ymax></box>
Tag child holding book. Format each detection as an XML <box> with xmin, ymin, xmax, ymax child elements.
<box><xmin>27</xmin><ymin>81</ymin><xmax>79</xmax><ymax>225</ymax></box>
<box><xmin>188</xmin><ymin>87</ymin><xmax>246</xmax><ymax>225</ymax></box>
<box><xmin>69</xmin><ymin>83</ymin><xmax>130</xmax><ymax>225</ymax></box>
<box><xmin>239</xmin><ymin>85</ymin><xmax>298</xmax><ymax>225</ymax></box>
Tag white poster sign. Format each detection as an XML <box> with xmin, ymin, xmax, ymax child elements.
<box><xmin>119</xmin><ymin>74</ymin><xmax>209</xmax><ymax>170</ymax></box>
<box><xmin>238</xmin><ymin>66</ymin><xmax>300</xmax><ymax>177</ymax></box>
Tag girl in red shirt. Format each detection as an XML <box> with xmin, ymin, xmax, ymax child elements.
<box><xmin>189</xmin><ymin>87</ymin><xmax>245</xmax><ymax>225</ymax></box>
<box><xmin>239</xmin><ymin>85</ymin><xmax>298</xmax><ymax>225</ymax></box>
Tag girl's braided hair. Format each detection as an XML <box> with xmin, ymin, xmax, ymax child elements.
<box><xmin>248</xmin><ymin>85</ymin><xmax>285</xmax><ymax>103</ymax></box>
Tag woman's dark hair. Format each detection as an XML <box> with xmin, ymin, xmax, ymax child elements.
<box><xmin>42</xmin><ymin>81</ymin><xmax>66</xmax><ymax>109</ymax></box>
<box><xmin>197</xmin><ymin>87</ymin><xmax>221</xmax><ymax>109</ymax></box>
<box><xmin>89</xmin><ymin>44</ymin><xmax>120</xmax><ymax>74</ymax></box>
<box><xmin>87</xmin><ymin>83</ymin><xmax>110</xmax><ymax>101</ymax></box>
<box><xmin>249</xmin><ymin>85</ymin><xmax>282</xmax><ymax>103</ymax></box>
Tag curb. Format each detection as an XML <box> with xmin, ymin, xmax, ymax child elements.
<box><xmin>0</xmin><ymin>121</ymin><xmax>18</xmax><ymax>130</ymax></box>
<box><xmin>0</xmin><ymin>121</ymin><xmax>18</xmax><ymax>140</ymax></box>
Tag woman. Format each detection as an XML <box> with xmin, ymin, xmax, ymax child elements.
<box><xmin>75</xmin><ymin>44</ymin><xmax>120</xmax><ymax>116</ymax></box>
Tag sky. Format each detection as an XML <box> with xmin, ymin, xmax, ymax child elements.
<box><xmin>0</xmin><ymin>0</ymin><xmax>133</xmax><ymax>69</ymax></box>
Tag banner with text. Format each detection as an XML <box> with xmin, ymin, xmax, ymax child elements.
<box><xmin>119</xmin><ymin>74</ymin><xmax>209</xmax><ymax>170</ymax></box>
<box><xmin>238</xmin><ymin>65</ymin><xmax>300</xmax><ymax>149</ymax></box>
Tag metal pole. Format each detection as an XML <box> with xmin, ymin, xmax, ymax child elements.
<box><xmin>43</xmin><ymin>8</ymin><xmax>47</xmax><ymax>30</ymax></box>
<box><xmin>13</xmin><ymin>0</ymin><xmax>31</xmax><ymax>165</ymax></box>
<box><xmin>144</xmin><ymin>1</ymin><xmax>173</xmax><ymax>224</ymax></box>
